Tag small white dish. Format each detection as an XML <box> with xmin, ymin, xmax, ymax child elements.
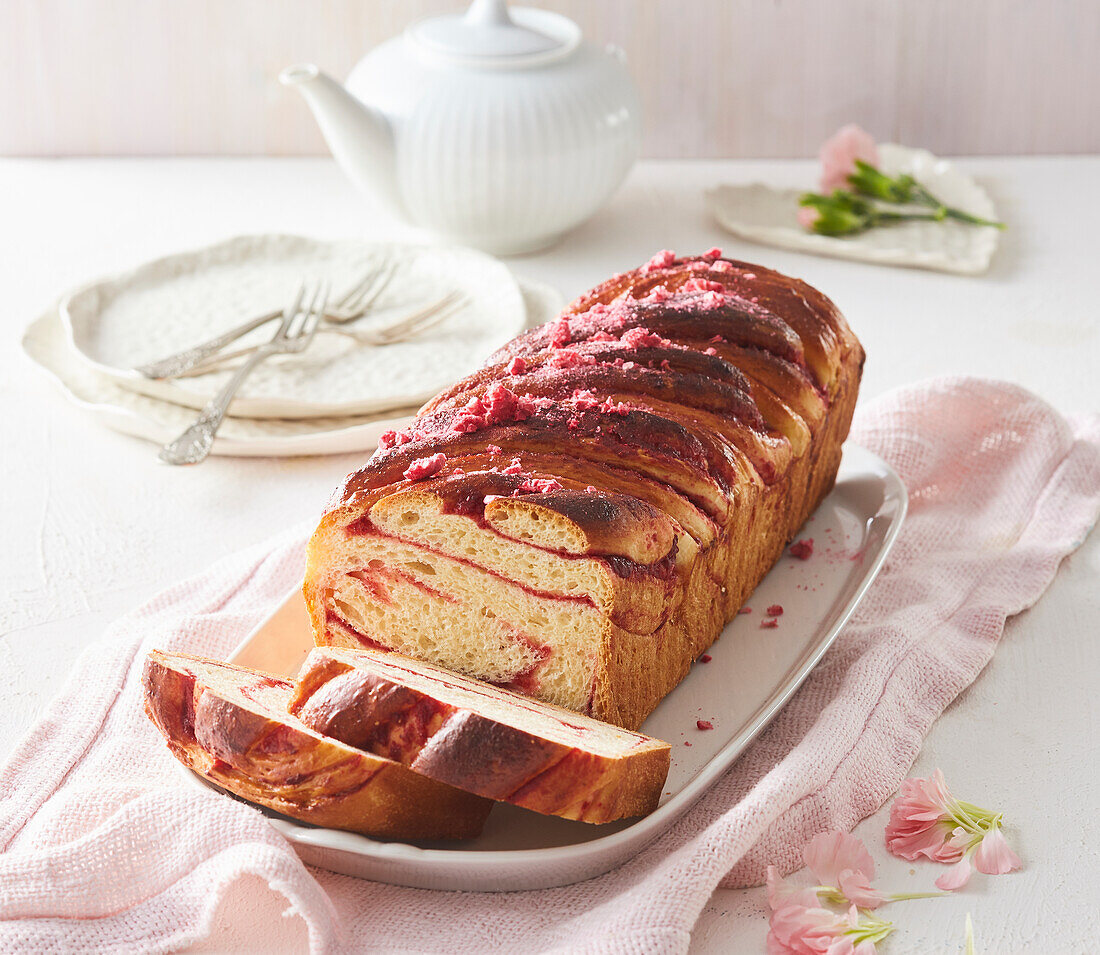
<box><xmin>24</xmin><ymin>277</ymin><xmax>562</xmax><ymax>458</ymax></box>
<box><xmin>176</xmin><ymin>445</ymin><xmax>906</xmax><ymax>889</ymax></box>
<box><xmin>60</xmin><ymin>235</ymin><xmax>528</xmax><ymax>419</ymax></box>
<box><xmin>708</xmin><ymin>144</ymin><xmax>1001</xmax><ymax>275</ymax></box>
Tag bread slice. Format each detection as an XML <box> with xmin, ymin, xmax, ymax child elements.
<box><xmin>288</xmin><ymin>645</ymin><xmax>671</xmax><ymax>824</ymax></box>
<box><xmin>142</xmin><ymin>650</ymin><xmax>491</xmax><ymax>840</ymax></box>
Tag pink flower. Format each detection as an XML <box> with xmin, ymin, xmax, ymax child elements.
<box><xmin>818</xmin><ymin>124</ymin><xmax>879</xmax><ymax>193</ymax></box>
<box><xmin>973</xmin><ymin>824</ymin><xmax>1021</xmax><ymax>875</ymax></box>
<box><xmin>767</xmin><ymin>901</ymin><xmax>892</xmax><ymax>955</ymax></box>
<box><xmin>886</xmin><ymin>770</ymin><xmax>1021</xmax><ymax>890</ymax></box>
<box><xmin>797</xmin><ymin>206</ymin><xmax>821</xmax><ymax>230</ymax></box>
<box><xmin>802</xmin><ymin>831</ymin><xmax>885</xmax><ymax>909</ymax></box>
<box><xmin>766</xmin><ymin>832</ymin><xmax>886</xmax><ymax>911</ymax></box>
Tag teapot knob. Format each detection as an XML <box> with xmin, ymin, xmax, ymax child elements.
<box><xmin>464</xmin><ymin>0</ymin><xmax>513</xmax><ymax>27</ymax></box>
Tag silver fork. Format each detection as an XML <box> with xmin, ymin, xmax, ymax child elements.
<box><xmin>172</xmin><ymin>290</ymin><xmax>468</xmax><ymax>377</ymax></box>
<box><xmin>158</xmin><ymin>281</ymin><xmax>329</xmax><ymax>465</ymax></box>
<box><xmin>329</xmin><ymin>290</ymin><xmax>468</xmax><ymax>345</ymax></box>
<box><xmin>135</xmin><ymin>262</ymin><xmax>393</xmax><ymax>379</ymax></box>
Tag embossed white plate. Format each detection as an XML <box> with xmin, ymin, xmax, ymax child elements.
<box><xmin>60</xmin><ymin>235</ymin><xmax>527</xmax><ymax>419</ymax></box>
<box><xmin>708</xmin><ymin>144</ymin><xmax>1001</xmax><ymax>274</ymax></box>
<box><xmin>24</xmin><ymin>278</ymin><xmax>562</xmax><ymax>457</ymax></box>
<box><xmin>175</xmin><ymin>445</ymin><xmax>906</xmax><ymax>889</ymax></box>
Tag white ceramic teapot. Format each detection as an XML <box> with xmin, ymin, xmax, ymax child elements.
<box><xmin>280</xmin><ymin>0</ymin><xmax>641</xmax><ymax>254</ymax></box>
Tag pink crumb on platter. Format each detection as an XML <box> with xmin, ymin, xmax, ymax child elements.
<box><xmin>766</xmin><ymin>604</ymin><xmax>784</xmax><ymax>616</ymax></box>
<box><xmin>696</xmin><ymin>720</ymin><xmax>714</xmax><ymax>731</ymax></box>
<box><xmin>760</xmin><ymin>618</ymin><xmax>779</xmax><ymax>629</ymax></box>
<box><xmin>404</xmin><ymin>453</ymin><xmax>447</xmax><ymax>482</ymax></box>
<box><xmin>789</xmin><ymin>538</ymin><xmax>815</xmax><ymax>559</ymax></box>
<box><xmin>739</xmin><ymin>606</ymin><xmax>752</xmax><ymax>614</ymax></box>
<box><xmin>684</xmin><ymin>741</ymin><xmax>693</xmax><ymax>747</ymax></box>
<box><xmin>699</xmin><ymin>653</ymin><xmax>712</xmax><ymax>663</ymax></box>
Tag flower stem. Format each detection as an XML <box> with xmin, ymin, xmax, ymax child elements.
<box><xmin>912</xmin><ymin>183</ymin><xmax>1005</xmax><ymax>229</ymax></box>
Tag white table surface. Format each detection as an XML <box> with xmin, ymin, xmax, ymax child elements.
<box><xmin>2</xmin><ymin>157</ymin><xmax>1098</xmax><ymax>953</ymax></box>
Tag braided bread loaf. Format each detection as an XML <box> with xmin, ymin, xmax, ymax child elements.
<box><xmin>304</xmin><ymin>251</ymin><xmax>864</xmax><ymax>731</ymax></box>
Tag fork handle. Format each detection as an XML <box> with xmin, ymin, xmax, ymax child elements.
<box><xmin>135</xmin><ymin>309</ymin><xmax>281</xmax><ymax>379</ymax></box>
<box><xmin>158</xmin><ymin>346</ymin><xmax>273</xmax><ymax>465</ymax></box>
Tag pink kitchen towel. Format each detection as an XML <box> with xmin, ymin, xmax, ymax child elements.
<box><xmin>1</xmin><ymin>377</ymin><xmax>1098</xmax><ymax>954</ymax></box>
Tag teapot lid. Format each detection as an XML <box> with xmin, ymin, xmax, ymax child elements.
<box><xmin>407</xmin><ymin>0</ymin><xmax>581</xmax><ymax>66</ymax></box>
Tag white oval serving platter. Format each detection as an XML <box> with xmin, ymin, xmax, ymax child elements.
<box><xmin>60</xmin><ymin>234</ymin><xmax>528</xmax><ymax>419</ymax></box>
<box><xmin>176</xmin><ymin>444</ymin><xmax>906</xmax><ymax>890</ymax></box>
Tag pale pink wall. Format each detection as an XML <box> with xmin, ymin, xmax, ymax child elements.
<box><xmin>3</xmin><ymin>0</ymin><xmax>1097</xmax><ymax>158</ymax></box>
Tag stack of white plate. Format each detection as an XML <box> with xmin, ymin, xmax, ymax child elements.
<box><xmin>22</xmin><ymin>235</ymin><xmax>564</xmax><ymax>457</ymax></box>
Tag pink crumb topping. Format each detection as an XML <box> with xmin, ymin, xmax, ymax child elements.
<box><xmin>451</xmin><ymin>395</ymin><xmax>489</xmax><ymax>434</ymax></box>
<box><xmin>700</xmin><ymin>291</ymin><xmax>724</xmax><ymax>309</ymax></box>
<box><xmin>507</xmin><ymin>356</ymin><xmax>527</xmax><ymax>375</ymax></box>
<box><xmin>743</xmin><ymin>272</ymin><xmax>757</xmax><ymax>280</ymax></box>
<box><xmin>703</xmin><ymin>247</ymin><xmax>723</xmax><ymax>259</ymax></box>
<box><xmin>599</xmin><ymin>398</ymin><xmax>632</xmax><ymax>416</ymax></box>
<box><xmin>789</xmin><ymin>538</ymin><xmax>815</xmax><ymax>560</ymax></box>
<box><xmin>548</xmin><ymin>318</ymin><xmax>573</xmax><ymax>348</ymax></box>
<box><xmin>621</xmin><ymin>326</ymin><xmax>670</xmax><ymax>348</ymax></box>
<box><xmin>704</xmin><ymin>347</ymin><xmax>718</xmax><ymax>356</ymax></box>
<box><xmin>711</xmin><ymin>259</ymin><xmax>734</xmax><ymax>272</ymax></box>
<box><xmin>485</xmin><ymin>383</ymin><xmax>535</xmax><ymax>423</ymax></box>
<box><xmin>697</xmin><ymin>719</ymin><xmax>714</xmax><ymax>730</ymax></box>
<box><xmin>549</xmin><ymin>348</ymin><xmax>597</xmax><ymax>369</ymax></box>
<box><xmin>484</xmin><ymin>494</ymin><xmax>503</xmax><ymax>504</ymax></box>
<box><xmin>571</xmin><ymin>389</ymin><xmax>601</xmax><ymax>411</ymax></box>
<box><xmin>643</xmin><ymin>284</ymin><xmax>672</xmax><ymax>303</ymax></box>
<box><xmin>404</xmin><ymin>453</ymin><xmax>447</xmax><ymax>482</ymax></box>
<box><xmin>449</xmin><ymin>384</ymin><xmax>537</xmax><ymax>435</ymax></box>
<box><xmin>486</xmin><ymin>444</ymin><xmax>502</xmax><ymax>455</ymax></box>
<box><xmin>501</xmin><ymin>457</ymin><xmax>524</xmax><ymax>475</ymax></box>
<box><xmin>659</xmin><ymin>359</ymin><xmax>671</xmax><ymax>370</ymax></box>
<box><xmin>515</xmin><ymin>477</ymin><xmax>564</xmax><ymax>495</ymax></box>
<box><xmin>589</xmin><ymin>330</ymin><xmax>617</xmax><ymax>342</ymax></box>
<box><xmin>585</xmin><ymin>485</ymin><xmax>599</xmax><ymax>493</ymax></box>
<box><xmin>641</xmin><ymin>249</ymin><xmax>677</xmax><ymax>274</ymax></box>
<box><xmin>709</xmin><ymin>334</ymin><xmax>727</xmax><ymax>344</ymax></box>
<box><xmin>681</xmin><ymin>278</ymin><xmax>725</xmax><ymax>293</ymax></box>
<box><xmin>378</xmin><ymin>428</ymin><xmax>414</xmax><ymax>451</ymax></box>
<box><xmin>766</xmin><ymin>604</ymin><xmax>784</xmax><ymax>616</ymax></box>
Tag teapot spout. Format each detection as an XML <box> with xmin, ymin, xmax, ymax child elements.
<box><xmin>279</xmin><ymin>64</ymin><xmax>403</xmax><ymax>217</ymax></box>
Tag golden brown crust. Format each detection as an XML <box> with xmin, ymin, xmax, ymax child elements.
<box><xmin>304</xmin><ymin>252</ymin><xmax>864</xmax><ymax>731</ymax></box>
<box><xmin>142</xmin><ymin>651</ymin><xmax>491</xmax><ymax>840</ymax></box>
